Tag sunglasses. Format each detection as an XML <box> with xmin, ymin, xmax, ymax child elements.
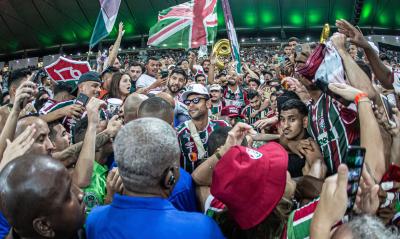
<box><xmin>184</xmin><ymin>97</ymin><xmax>207</xmax><ymax>106</ymax></box>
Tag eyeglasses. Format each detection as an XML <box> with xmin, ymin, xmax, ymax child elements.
<box><xmin>184</xmin><ymin>97</ymin><xmax>207</xmax><ymax>106</ymax></box>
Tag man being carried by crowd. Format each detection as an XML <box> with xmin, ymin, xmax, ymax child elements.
<box><xmin>177</xmin><ymin>84</ymin><xmax>229</xmax><ymax>173</ymax></box>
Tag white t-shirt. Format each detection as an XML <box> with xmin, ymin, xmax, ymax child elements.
<box><xmin>136</xmin><ymin>73</ymin><xmax>162</xmax><ymax>94</ymax></box>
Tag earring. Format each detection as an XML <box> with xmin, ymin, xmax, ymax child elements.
<box><xmin>168</xmin><ymin>174</ymin><xmax>176</xmax><ymax>186</ymax></box>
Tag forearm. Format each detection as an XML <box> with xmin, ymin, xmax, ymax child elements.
<box><xmin>252</xmin><ymin>133</ymin><xmax>280</xmax><ymax>142</ymax></box>
<box><xmin>207</xmin><ymin>64</ymin><xmax>216</xmax><ymax>85</ymax></box>
<box><xmin>338</xmin><ymin>49</ymin><xmax>377</xmax><ymax>100</ymax></box>
<box><xmin>191</xmin><ymin>154</ymin><xmax>219</xmax><ymax>186</ymax></box>
<box><xmin>0</xmin><ymin>110</ymin><xmax>19</xmax><ymax>160</ymax></box>
<box><xmin>310</xmin><ymin>218</ymin><xmax>331</xmax><ymax>239</ymax></box>
<box><xmin>73</xmin><ymin>124</ymin><xmax>97</xmax><ymax>188</ymax></box>
<box><xmin>106</xmin><ymin>34</ymin><xmax>122</xmax><ymax>67</ymax></box>
<box><xmin>364</xmin><ymin>46</ymin><xmax>393</xmax><ymax>89</ymax></box>
<box><xmin>358</xmin><ymin>99</ymin><xmax>385</xmax><ymax>182</ymax></box>
<box><xmin>39</xmin><ymin>109</ymin><xmax>65</xmax><ymax>123</ymax></box>
<box><xmin>391</xmin><ymin>136</ymin><xmax>400</xmax><ymax>166</ymax></box>
<box><xmin>245</xmin><ymin>67</ymin><xmax>260</xmax><ymax>80</ymax></box>
<box><xmin>53</xmin><ymin>131</ymin><xmax>111</xmax><ymax>161</ymax></box>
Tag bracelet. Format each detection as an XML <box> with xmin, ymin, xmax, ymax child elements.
<box><xmin>354</xmin><ymin>92</ymin><xmax>368</xmax><ymax>106</ymax></box>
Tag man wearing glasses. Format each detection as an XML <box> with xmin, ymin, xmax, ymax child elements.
<box><xmin>177</xmin><ymin>84</ymin><xmax>229</xmax><ymax>173</ymax></box>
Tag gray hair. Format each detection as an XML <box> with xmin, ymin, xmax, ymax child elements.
<box><xmin>113</xmin><ymin>117</ymin><xmax>180</xmax><ymax>194</ymax></box>
<box><xmin>348</xmin><ymin>215</ymin><xmax>399</xmax><ymax>239</ymax></box>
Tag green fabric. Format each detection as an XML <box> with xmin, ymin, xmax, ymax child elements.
<box><xmin>82</xmin><ymin>161</ymin><xmax>108</xmax><ymax>215</ymax></box>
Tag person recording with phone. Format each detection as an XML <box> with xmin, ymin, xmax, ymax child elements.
<box><xmin>41</xmin><ymin>71</ymin><xmax>102</xmax><ymax>134</ymax></box>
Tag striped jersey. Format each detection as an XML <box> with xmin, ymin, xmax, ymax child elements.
<box><xmin>223</xmin><ymin>86</ymin><xmax>248</xmax><ymax>109</ymax></box>
<box><xmin>177</xmin><ymin>119</ymin><xmax>229</xmax><ymax>173</ymax></box>
<box><xmin>211</xmin><ymin>101</ymin><xmax>224</xmax><ymax>116</ymax></box>
<box><xmin>307</xmin><ymin>93</ymin><xmax>359</xmax><ymax>175</ymax></box>
<box><xmin>241</xmin><ymin>105</ymin><xmax>269</xmax><ymax>125</ymax></box>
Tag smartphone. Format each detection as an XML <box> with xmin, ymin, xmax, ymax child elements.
<box><xmin>345</xmin><ymin>146</ymin><xmax>366</xmax><ymax>213</ymax></box>
<box><xmin>161</xmin><ymin>70</ymin><xmax>169</xmax><ymax>79</ymax></box>
<box><xmin>380</xmin><ymin>94</ymin><xmax>397</xmax><ymax>127</ymax></box>
<box><xmin>75</xmin><ymin>93</ymin><xmax>89</xmax><ymax>107</ymax></box>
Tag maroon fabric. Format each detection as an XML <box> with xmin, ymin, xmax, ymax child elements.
<box><xmin>221</xmin><ymin>105</ymin><xmax>244</xmax><ymax>118</ymax></box>
<box><xmin>295</xmin><ymin>44</ymin><xmax>326</xmax><ymax>81</ymax></box>
<box><xmin>211</xmin><ymin>143</ymin><xmax>288</xmax><ymax>229</ymax></box>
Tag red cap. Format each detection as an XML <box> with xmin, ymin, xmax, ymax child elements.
<box><xmin>221</xmin><ymin>105</ymin><xmax>244</xmax><ymax>119</ymax></box>
<box><xmin>211</xmin><ymin>143</ymin><xmax>288</xmax><ymax>229</ymax></box>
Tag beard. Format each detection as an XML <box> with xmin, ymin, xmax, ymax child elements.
<box><xmin>167</xmin><ymin>83</ymin><xmax>181</xmax><ymax>93</ymax></box>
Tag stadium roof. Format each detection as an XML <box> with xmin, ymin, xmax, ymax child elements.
<box><xmin>0</xmin><ymin>0</ymin><xmax>399</xmax><ymax>57</ymax></box>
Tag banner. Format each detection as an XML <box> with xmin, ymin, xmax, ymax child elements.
<box><xmin>221</xmin><ymin>0</ymin><xmax>241</xmax><ymax>73</ymax></box>
<box><xmin>45</xmin><ymin>57</ymin><xmax>91</xmax><ymax>84</ymax></box>
<box><xmin>147</xmin><ymin>0</ymin><xmax>217</xmax><ymax>49</ymax></box>
<box><xmin>90</xmin><ymin>0</ymin><xmax>121</xmax><ymax>49</ymax></box>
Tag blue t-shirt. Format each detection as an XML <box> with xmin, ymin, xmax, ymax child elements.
<box><xmin>168</xmin><ymin>168</ymin><xmax>197</xmax><ymax>212</ymax></box>
<box><xmin>86</xmin><ymin>194</ymin><xmax>224</xmax><ymax>239</ymax></box>
<box><xmin>0</xmin><ymin>212</ymin><xmax>10</xmax><ymax>238</ymax></box>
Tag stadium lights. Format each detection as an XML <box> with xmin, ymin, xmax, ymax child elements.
<box><xmin>118</xmin><ymin>48</ymin><xmax>122</xmax><ymax>51</ymax></box>
<box><xmin>178</xmin><ymin>42</ymin><xmax>183</xmax><ymax>46</ymax></box>
<box><xmin>272</xmin><ymin>38</ymin><xmax>275</xmax><ymax>41</ymax></box>
<box><xmin>381</xmin><ymin>36</ymin><xmax>385</xmax><ymax>39</ymax></box>
<box><xmin>396</xmin><ymin>37</ymin><xmax>399</xmax><ymax>40</ymax></box>
<box><xmin>306</xmin><ymin>37</ymin><xmax>310</xmax><ymax>41</ymax></box>
<box><xmin>77</xmin><ymin>52</ymin><xmax>81</xmax><ymax>56</ymax></box>
<box><xmin>162</xmin><ymin>44</ymin><xmax>167</xmax><ymax>47</ymax></box>
<box><xmin>368</xmin><ymin>36</ymin><xmax>371</xmax><ymax>40</ymax></box>
<box><xmin>241</xmin><ymin>38</ymin><xmax>245</xmax><ymax>42</ymax></box>
<box><xmin>257</xmin><ymin>38</ymin><xmax>261</xmax><ymax>42</ymax></box>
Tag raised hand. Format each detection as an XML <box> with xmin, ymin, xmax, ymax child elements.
<box><xmin>86</xmin><ymin>98</ymin><xmax>106</xmax><ymax>125</ymax></box>
<box><xmin>118</xmin><ymin>22</ymin><xmax>125</xmax><ymax>36</ymax></box>
<box><xmin>14</xmin><ymin>81</ymin><xmax>36</xmax><ymax>112</ymax></box>
<box><xmin>335</xmin><ymin>19</ymin><xmax>370</xmax><ymax>49</ymax></box>
<box><xmin>328</xmin><ymin>83</ymin><xmax>364</xmax><ymax>101</ymax></box>
<box><xmin>2</xmin><ymin>125</ymin><xmax>36</xmax><ymax>163</ymax></box>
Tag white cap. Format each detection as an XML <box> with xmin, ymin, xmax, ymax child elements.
<box><xmin>182</xmin><ymin>83</ymin><xmax>210</xmax><ymax>101</ymax></box>
<box><xmin>209</xmin><ymin>84</ymin><xmax>222</xmax><ymax>92</ymax></box>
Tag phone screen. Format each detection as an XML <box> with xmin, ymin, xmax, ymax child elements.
<box><xmin>345</xmin><ymin>146</ymin><xmax>366</xmax><ymax>213</ymax></box>
<box><xmin>380</xmin><ymin>94</ymin><xmax>396</xmax><ymax>127</ymax></box>
<box><xmin>75</xmin><ymin>93</ymin><xmax>89</xmax><ymax>107</ymax></box>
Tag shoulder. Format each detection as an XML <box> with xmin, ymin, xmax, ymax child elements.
<box><xmin>176</xmin><ymin>122</ymin><xmax>189</xmax><ymax>135</ymax></box>
<box><xmin>86</xmin><ymin>204</ymin><xmax>110</xmax><ymax>226</ymax></box>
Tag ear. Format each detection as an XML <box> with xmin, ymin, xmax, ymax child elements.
<box><xmin>303</xmin><ymin>115</ymin><xmax>308</xmax><ymax>128</ymax></box>
<box><xmin>33</xmin><ymin>217</ymin><xmax>55</xmax><ymax>238</ymax></box>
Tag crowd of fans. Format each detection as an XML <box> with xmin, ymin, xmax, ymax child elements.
<box><xmin>0</xmin><ymin>19</ymin><xmax>400</xmax><ymax>238</ymax></box>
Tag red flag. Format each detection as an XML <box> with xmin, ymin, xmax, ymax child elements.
<box><xmin>45</xmin><ymin>57</ymin><xmax>91</xmax><ymax>82</ymax></box>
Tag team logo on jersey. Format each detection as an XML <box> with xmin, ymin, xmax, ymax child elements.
<box><xmin>182</xmin><ymin>131</ymin><xmax>191</xmax><ymax>139</ymax></box>
<box><xmin>246</xmin><ymin>148</ymin><xmax>263</xmax><ymax>160</ymax></box>
<box><xmin>317</xmin><ymin>117</ymin><xmax>325</xmax><ymax>130</ymax></box>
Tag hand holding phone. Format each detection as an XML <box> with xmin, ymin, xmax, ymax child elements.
<box><xmin>345</xmin><ymin>146</ymin><xmax>366</xmax><ymax>213</ymax></box>
<box><xmin>380</xmin><ymin>94</ymin><xmax>397</xmax><ymax>128</ymax></box>
<box><xmin>75</xmin><ymin>93</ymin><xmax>90</xmax><ymax>107</ymax></box>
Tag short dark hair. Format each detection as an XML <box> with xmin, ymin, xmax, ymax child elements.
<box><xmin>262</xmin><ymin>71</ymin><xmax>273</xmax><ymax>78</ymax></box>
<box><xmin>48</xmin><ymin>121</ymin><xmax>62</xmax><ymax>143</ymax></box>
<box><xmin>171</xmin><ymin>68</ymin><xmax>188</xmax><ymax>80</ymax></box>
<box><xmin>146</xmin><ymin>56</ymin><xmax>159</xmax><ymax>65</ymax></box>
<box><xmin>277</xmin><ymin>90</ymin><xmax>300</xmax><ymax>113</ymax></box>
<box><xmin>248</xmin><ymin>78</ymin><xmax>261</xmax><ymax>87</ymax></box>
<box><xmin>282</xmin><ymin>43</ymin><xmax>290</xmax><ymax>49</ymax></box>
<box><xmin>8</xmin><ymin>68</ymin><xmax>31</xmax><ymax>87</ymax></box>
<box><xmin>54</xmin><ymin>82</ymin><xmax>73</xmax><ymax>96</ymax></box>
<box><xmin>216</xmin><ymin>73</ymin><xmax>226</xmax><ymax>78</ymax></box>
<box><xmin>247</xmin><ymin>89</ymin><xmax>260</xmax><ymax>100</ymax></box>
<box><xmin>195</xmin><ymin>74</ymin><xmax>206</xmax><ymax>82</ymax></box>
<box><xmin>129</xmin><ymin>61</ymin><xmax>145</xmax><ymax>73</ymax></box>
<box><xmin>138</xmin><ymin>97</ymin><xmax>174</xmax><ymax>125</ymax></box>
<box><xmin>208</xmin><ymin>127</ymin><xmax>247</xmax><ymax>156</ymax></box>
<box><xmin>288</xmin><ymin>37</ymin><xmax>300</xmax><ymax>43</ymax></box>
<box><xmin>201</xmin><ymin>59</ymin><xmax>211</xmax><ymax>66</ymax></box>
<box><xmin>279</xmin><ymin>99</ymin><xmax>308</xmax><ymax>116</ymax></box>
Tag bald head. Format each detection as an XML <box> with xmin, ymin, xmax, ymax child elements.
<box><xmin>113</xmin><ymin>118</ymin><xmax>180</xmax><ymax>195</ymax></box>
<box><xmin>0</xmin><ymin>154</ymin><xmax>84</xmax><ymax>238</ymax></box>
<box><xmin>123</xmin><ymin>93</ymin><xmax>148</xmax><ymax>123</ymax></box>
<box><xmin>16</xmin><ymin>116</ymin><xmax>54</xmax><ymax>155</ymax></box>
<box><xmin>156</xmin><ymin>92</ymin><xmax>175</xmax><ymax>108</ymax></box>
<box><xmin>138</xmin><ymin>97</ymin><xmax>174</xmax><ymax>125</ymax></box>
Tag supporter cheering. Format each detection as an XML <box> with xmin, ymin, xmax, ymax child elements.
<box><xmin>107</xmin><ymin>72</ymin><xmax>132</xmax><ymax>101</ymax></box>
